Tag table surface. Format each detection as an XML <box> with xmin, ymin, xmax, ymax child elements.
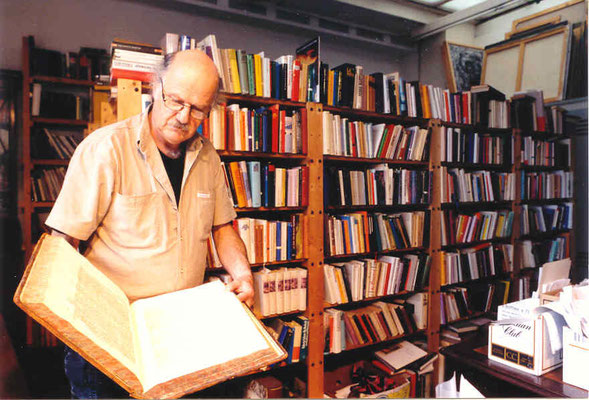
<box><xmin>440</xmin><ymin>334</ymin><xmax>588</xmax><ymax>398</ymax></box>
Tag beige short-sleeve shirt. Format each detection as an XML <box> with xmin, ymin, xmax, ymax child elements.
<box><xmin>46</xmin><ymin>109</ymin><xmax>236</xmax><ymax>300</ymax></box>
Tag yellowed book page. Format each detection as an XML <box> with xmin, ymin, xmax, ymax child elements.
<box><xmin>22</xmin><ymin>235</ymin><xmax>137</xmax><ymax>374</ymax></box>
<box><xmin>130</xmin><ymin>280</ymin><xmax>271</xmax><ymax>392</ymax></box>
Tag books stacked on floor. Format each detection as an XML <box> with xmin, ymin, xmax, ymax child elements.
<box><xmin>206</xmin><ymin>105</ymin><xmax>304</xmax><ymax>153</ymax></box>
<box><xmin>264</xmin><ymin>316</ymin><xmax>309</xmax><ymax>364</ymax></box>
<box><xmin>326</xmin><ymin>211</ymin><xmax>428</xmax><ymax>256</ymax></box>
<box><xmin>253</xmin><ymin>268</ymin><xmax>307</xmax><ymax>317</ymax></box>
<box><xmin>324</xmin><ymin>166</ymin><xmax>431</xmax><ymax>207</ymax></box>
<box><xmin>222</xmin><ymin>161</ymin><xmax>308</xmax><ymax>208</ymax></box>
<box><xmin>323</xmin><ymin>257</ymin><xmax>430</xmax><ymax>305</ymax></box>
<box><xmin>323</xmin><ymin>300</ymin><xmax>419</xmax><ymax>354</ymax></box>
<box><xmin>110</xmin><ymin>38</ymin><xmax>164</xmax><ymax>84</ymax></box>
<box><xmin>322</xmin><ymin>116</ymin><xmax>430</xmax><ymax>161</ymax></box>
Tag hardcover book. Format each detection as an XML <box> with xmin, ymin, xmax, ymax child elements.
<box><xmin>14</xmin><ymin>234</ymin><xmax>286</xmax><ymax>399</ymax></box>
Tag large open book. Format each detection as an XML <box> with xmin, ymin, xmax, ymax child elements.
<box><xmin>14</xmin><ymin>234</ymin><xmax>286</xmax><ymax>399</ymax></box>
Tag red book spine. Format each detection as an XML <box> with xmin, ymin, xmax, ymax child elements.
<box><xmin>270</xmin><ymin>104</ymin><xmax>280</xmax><ymax>153</ymax></box>
<box><xmin>291</xmin><ymin>60</ymin><xmax>301</xmax><ymax>102</ymax></box>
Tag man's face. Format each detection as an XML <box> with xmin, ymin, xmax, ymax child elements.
<box><xmin>150</xmin><ymin>62</ymin><xmax>217</xmax><ymax>150</ymax></box>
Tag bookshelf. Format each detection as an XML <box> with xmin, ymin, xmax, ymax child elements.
<box><xmin>16</xmin><ymin>35</ymin><xmax>580</xmax><ymax>398</ymax></box>
<box><xmin>19</xmin><ymin>36</ymin><xmax>92</xmax><ymax>268</ymax></box>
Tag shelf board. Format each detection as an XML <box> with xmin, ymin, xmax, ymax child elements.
<box><xmin>324</xmin><ymin>155</ymin><xmax>428</xmax><ymax>166</ymax></box>
<box><xmin>258</xmin><ymin>309</ymin><xmax>304</xmax><ymax>320</ymax></box>
<box><xmin>441</xmin><ymin>238</ymin><xmax>511</xmax><ymax>250</ymax></box>
<box><xmin>220</xmin><ymin>92</ymin><xmax>306</xmax><ymax>108</ymax></box>
<box><xmin>32</xmin><ymin>201</ymin><xmax>55</xmax><ymax>208</ymax></box>
<box><xmin>325</xmin><ymin>247</ymin><xmax>426</xmax><ymax>261</ymax></box>
<box><xmin>519</xmin><ymin>198</ymin><xmax>573</xmax><ymax>205</ymax></box>
<box><xmin>520</xmin><ymin>165</ymin><xmax>571</xmax><ymax>172</ymax></box>
<box><xmin>324</xmin><ymin>328</ymin><xmax>427</xmax><ymax>355</ymax></box>
<box><xmin>441</xmin><ymin>311</ymin><xmax>489</xmax><ymax>327</ymax></box>
<box><xmin>30</xmin><ymin>75</ymin><xmax>95</xmax><ymax>86</ymax></box>
<box><xmin>441</xmin><ymin>161</ymin><xmax>510</xmax><ymax>171</ymax></box>
<box><xmin>32</xmin><ymin>159</ymin><xmax>69</xmax><ymax>166</ymax></box>
<box><xmin>31</xmin><ymin>117</ymin><xmax>88</xmax><ymax>126</ymax></box>
<box><xmin>327</xmin><ymin>204</ymin><xmax>429</xmax><ymax>212</ymax></box>
<box><xmin>441</xmin><ymin>272</ymin><xmax>511</xmax><ymax>288</ymax></box>
<box><xmin>441</xmin><ymin>200</ymin><xmax>512</xmax><ymax>209</ymax></box>
<box><xmin>518</xmin><ymin>229</ymin><xmax>571</xmax><ymax>241</ymax></box>
<box><xmin>322</xmin><ymin>105</ymin><xmax>429</xmax><ymax>127</ymax></box>
<box><xmin>441</xmin><ymin>121</ymin><xmax>512</xmax><ymax>134</ymax></box>
<box><xmin>206</xmin><ymin>259</ymin><xmax>307</xmax><ymax>271</ymax></box>
<box><xmin>324</xmin><ymin>288</ymin><xmax>429</xmax><ymax>309</ymax></box>
<box><xmin>516</xmin><ymin>129</ymin><xmax>570</xmax><ymax>139</ymax></box>
<box><xmin>234</xmin><ymin>206</ymin><xmax>305</xmax><ymax>213</ymax></box>
<box><xmin>217</xmin><ymin>150</ymin><xmax>306</xmax><ymax>161</ymax></box>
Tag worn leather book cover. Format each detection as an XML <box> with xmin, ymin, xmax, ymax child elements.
<box><xmin>14</xmin><ymin>234</ymin><xmax>286</xmax><ymax>399</ymax></box>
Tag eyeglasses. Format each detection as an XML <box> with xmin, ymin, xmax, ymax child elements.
<box><xmin>160</xmin><ymin>79</ymin><xmax>209</xmax><ymax>120</ymax></box>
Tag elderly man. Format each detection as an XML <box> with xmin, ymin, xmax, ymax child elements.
<box><xmin>45</xmin><ymin>50</ymin><xmax>253</xmax><ymax>398</ymax></box>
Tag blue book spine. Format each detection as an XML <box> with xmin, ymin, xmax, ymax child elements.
<box><xmin>276</xmin><ymin>221</ymin><xmax>282</xmax><ymax>261</ymax></box>
<box><xmin>179</xmin><ymin>35</ymin><xmax>191</xmax><ymax>50</ymax></box>
<box><xmin>332</xmin><ymin>70</ymin><xmax>339</xmax><ymax>106</ymax></box>
<box><xmin>262</xmin><ymin>110</ymin><xmax>269</xmax><ymax>152</ymax></box>
<box><xmin>262</xmin><ymin>164</ymin><xmax>270</xmax><ymax>207</ymax></box>
<box><xmin>287</xmin><ymin>222</ymin><xmax>293</xmax><ymax>260</ymax></box>
<box><xmin>248</xmin><ymin>161</ymin><xmax>261</xmax><ymax>208</ymax></box>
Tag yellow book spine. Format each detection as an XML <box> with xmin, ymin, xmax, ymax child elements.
<box><xmin>254</xmin><ymin>54</ymin><xmax>263</xmax><ymax>97</ymax></box>
<box><xmin>228</xmin><ymin>49</ymin><xmax>241</xmax><ymax>94</ymax></box>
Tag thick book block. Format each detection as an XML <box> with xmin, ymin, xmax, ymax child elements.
<box><xmin>14</xmin><ymin>234</ymin><xmax>286</xmax><ymax>399</ymax></box>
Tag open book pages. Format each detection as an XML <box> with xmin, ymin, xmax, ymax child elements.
<box><xmin>14</xmin><ymin>234</ymin><xmax>286</xmax><ymax>398</ymax></box>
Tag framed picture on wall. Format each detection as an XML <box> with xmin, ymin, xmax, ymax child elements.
<box><xmin>442</xmin><ymin>41</ymin><xmax>484</xmax><ymax>92</ymax></box>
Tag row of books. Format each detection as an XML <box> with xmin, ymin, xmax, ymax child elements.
<box><xmin>438</xmin><ymin>85</ymin><xmax>510</xmax><ymax>128</ymax></box>
<box><xmin>265</xmin><ymin>316</ymin><xmax>309</xmax><ymax>364</ymax></box>
<box><xmin>31</xmin><ymin>167</ymin><xmax>66</xmax><ymax>202</ymax></box>
<box><xmin>521</xmin><ymin>136</ymin><xmax>571</xmax><ymax>167</ymax></box>
<box><xmin>252</xmin><ymin>267</ymin><xmax>307</xmax><ymax>317</ymax></box>
<box><xmin>519</xmin><ymin>236</ymin><xmax>569</xmax><ymax>269</ymax></box>
<box><xmin>520</xmin><ymin>171</ymin><xmax>574</xmax><ymax>200</ymax></box>
<box><xmin>521</xmin><ymin>203</ymin><xmax>573</xmax><ymax>235</ymax></box>
<box><xmin>511</xmin><ymin>90</ymin><xmax>571</xmax><ymax>133</ymax></box>
<box><xmin>323</xmin><ymin>254</ymin><xmax>430</xmax><ymax>305</ymax></box>
<box><xmin>324</xmin><ymin>166</ymin><xmax>431</xmax><ymax>207</ymax></box>
<box><xmin>441</xmin><ymin>128</ymin><xmax>511</xmax><ymax>165</ymax></box>
<box><xmin>109</xmin><ymin>38</ymin><xmax>163</xmax><ymax>83</ymax></box>
<box><xmin>441</xmin><ymin>243</ymin><xmax>513</xmax><ymax>286</ymax></box>
<box><xmin>206</xmin><ymin>105</ymin><xmax>304</xmax><ymax>153</ymax></box>
<box><xmin>31</xmin><ymin>84</ymin><xmax>89</xmax><ymax>120</ymax></box>
<box><xmin>28</xmin><ymin>36</ymin><xmax>107</xmax><ymax>80</ymax></box>
<box><xmin>222</xmin><ymin>161</ymin><xmax>308</xmax><ymax>208</ymax></box>
<box><xmin>441</xmin><ymin>210</ymin><xmax>514</xmax><ymax>246</ymax></box>
<box><xmin>441</xmin><ymin>168</ymin><xmax>516</xmax><ymax>203</ymax></box>
<box><xmin>322</xmin><ymin>114</ymin><xmax>430</xmax><ymax>161</ymax></box>
<box><xmin>161</xmin><ymin>33</ymin><xmax>317</xmax><ymax>102</ymax></box>
<box><xmin>324</xmin><ymin>298</ymin><xmax>423</xmax><ymax>354</ymax></box>
<box><xmin>326</xmin><ymin>211</ymin><xmax>428</xmax><ymax>256</ymax></box>
<box><xmin>439</xmin><ymin>281</ymin><xmax>510</xmax><ymax>324</ymax></box>
<box><xmin>232</xmin><ymin>216</ymin><xmax>303</xmax><ymax>265</ymax></box>
<box><xmin>31</xmin><ymin>128</ymin><xmax>82</xmax><ymax>160</ymax></box>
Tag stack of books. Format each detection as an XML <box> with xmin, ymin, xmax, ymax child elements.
<box><xmin>110</xmin><ymin>38</ymin><xmax>164</xmax><ymax>84</ymax></box>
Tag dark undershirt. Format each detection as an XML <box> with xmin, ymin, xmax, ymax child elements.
<box><xmin>159</xmin><ymin>148</ymin><xmax>186</xmax><ymax>205</ymax></box>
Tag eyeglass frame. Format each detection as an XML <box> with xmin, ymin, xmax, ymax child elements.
<box><xmin>159</xmin><ymin>78</ymin><xmax>210</xmax><ymax>121</ymax></box>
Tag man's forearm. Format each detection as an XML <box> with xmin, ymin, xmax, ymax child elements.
<box><xmin>212</xmin><ymin>223</ymin><xmax>252</xmax><ymax>281</ymax></box>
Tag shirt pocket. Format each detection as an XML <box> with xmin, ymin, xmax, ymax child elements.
<box><xmin>194</xmin><ymin>192</ymin><xmax>214</xmax><ymax>241</ymax></box>
<box><xmin>104</xmin><ymin>192</ymin><xmax>166</xmax><ymax>249</ymax></box>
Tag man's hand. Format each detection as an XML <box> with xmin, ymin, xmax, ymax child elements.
<box><xmin>226</xmin><ymin>276</ymin><xmax>254</xmax><ymax>308</ymax></box>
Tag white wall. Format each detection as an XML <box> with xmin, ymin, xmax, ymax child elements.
<box><xmin>0</xmin><ymin>0</ymin><xmax>414</xmax><ymax>77</ymax></box>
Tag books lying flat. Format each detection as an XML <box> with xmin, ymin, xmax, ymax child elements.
<box><xmin>14</xmin><ymin>234</ymin><xmax>286</xmax><ymax>399</ymax></box>
<box><xmin>374</xmin><ymin>340</ymin><xmax>427</xmax><ymax>371</ymax></box>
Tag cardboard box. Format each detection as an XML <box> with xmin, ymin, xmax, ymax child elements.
<box><xmin>562</xmin><ymin>327</ymin><xmax>589</xmax><ymax>390</ymax></box>
<box><xmin>488</xmin><ymin>298</ymin><xmax>562</xmax><ymax>376</ymax></box>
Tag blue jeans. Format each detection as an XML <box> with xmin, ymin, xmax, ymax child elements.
<box><xmin>64</xmin><ymin>346</ymin><xmax>128</xmax><ymax>399</ymax></box>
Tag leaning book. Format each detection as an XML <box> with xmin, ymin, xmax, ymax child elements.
<box><xmin>14</xmin><ymin>234</ymin><xmax>287</xmax><ymax>399</ymax></box>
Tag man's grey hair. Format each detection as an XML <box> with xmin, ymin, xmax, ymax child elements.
<box><xmin>152</xmin><ymin>51</ymin><xmax>222</xmax><ymax>107</ymax></box>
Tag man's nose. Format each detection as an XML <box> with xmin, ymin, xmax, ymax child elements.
<box><xmin>176</xmin><ymin>106</ymin><xmax>191</xmax><ymax>124</ymax></box>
